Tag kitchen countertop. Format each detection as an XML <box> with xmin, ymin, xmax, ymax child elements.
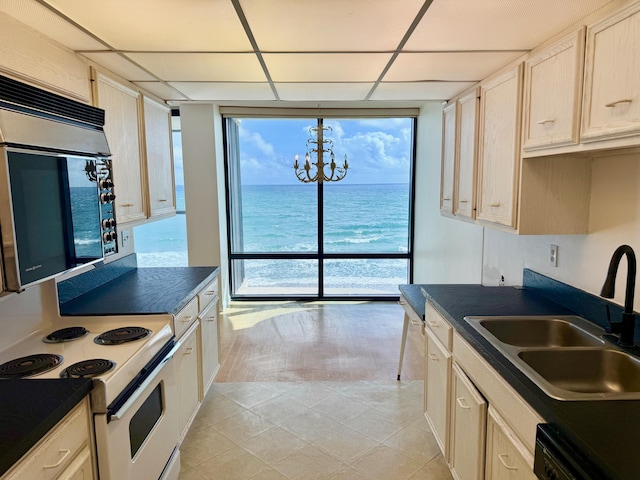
<box><xmin>399</xmin><ymin>281</ymin><xmax>638</xmax><ymax>479</ymax></box>
<box><xmin>59</xmin><ymin>266</ymin><xmax>219</xmax><ymax>316</ymax></box>
<box><xmin>0</xmin><ymin>379</ymin><xmax>93</xmax><ymax>477</ymax></box>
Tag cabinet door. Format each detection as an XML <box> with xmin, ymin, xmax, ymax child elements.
<box><xmin>93</xmin><ymin>71</ymin><xmax>146</xmax><ymax>224</ymax></box>
<box><xmin>486</xmin><ymin>407</ymin><xmax>536</xmax><ymax>480</ymax></box>
<box><xmin>199</xmin><ymin>299</ymin><xmax>219</xmax><ymax>398</ymax></box>
<box><xmin>143</xmin><ymin>97</ymin><xmax>176</xmax><ymax>219</ymax></box>
<box><xmin>582</xmin><ymin>2</ymin><xmax>640</xmax><ymax>142</ymax></box>
<box><xmin>454</xmin><ymin>88</ymin><xmax>479</xmax><ymax>220</ymax></box>
<box><xmin>523</xmin><ymin>28</ymin><xmax>585</xmax><ymax>150</ymax></box>
<box><xmin>57</xmin><ymin>445</ymin><xmax>95</xmax><ymax>480</ymax></box>
<box><xmin>476</xmin><ymin>64</ymin><xmax>523</xmax><ymax>230</ymax></box>
<box><xmin>449</xmin><ymin>363</ymin><xmax>486</xmax><ymax>480</ymax></box>
<box><xmin>176</xmin><ymin>323</ymin><xmax>200</xmax><ymax>442</ymax></box>
<box><xmin>424</xmin><ymin>329</ymin><xmax>451</xmax><ymax>460</ymax></box>
<box><xmin>440</xmin><ymin>102</ymin><xmax>456</xmax><ymax>216</ymax></box>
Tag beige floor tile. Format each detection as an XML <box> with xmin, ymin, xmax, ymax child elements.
<box><xmin>180</xmin><ymin>427</ymin><xmax>237</xmax><ymax>467</ymax></box>
<box><xmin>351</xmin><ymin>445</ymin><xmax>424</xmax><ymax>480</ymax></box>
<box><xmin>280</xmin><ymin>382</ymin><xmax>337</xmax><ymax>407</ymax></box>
<box><xmin>178</xmin><ymin>465</ymin><xmax>207</xmax><ymax>480</ymax></box>
<box><xmin>249</xmin><ymin>395</ymin><xmax>310</xmax><ymax>425</ymax></box>
<box><xmin>194</xmin><ymin>444</ymin><xmax>270</xmax><ymax>480</ymax></box>
<box><xmin>407</xmin><ymin>456</ymin><xmax>453</xmax><ymax>480</ymax></box>
<box><xmin>273</xmin><ymin>445</ymin><xmax>345</xmax><ymax>480</ymax></box>
<box><xmin>197</xmin><ymin>394</ymin><xmax>248</xmax><ymax>426</ymax></box>
<box><xmin>311</xmin><ymin>423</ymin><xmax>380</xmax><ymax>463</ymax></box>
<box><xmin>343</xmin><ymin>407</ymin><xmax>404</xmax><ymax>442</ymax></box>
<box><xmin>220</xmin><ymin>382</ymin><xmax>282</xmax><ymax>409</ymax></box>
<box><xmin>313</xmin><ymin>391</ymin><xmax>370</xmax><ymax>423</ymax></box>
<box><xmin>279</xmin><ymin>410</ymin><xmax>344</xmax><ymax>442</ymax></box>
<box><xmin>325</xmin><ymin>465</ymin><xmax>372</xmax><ymax>480</ymax></box>
<box><xmin>248</xmin><ymin>466</ymin><xmax>291</xmax><ymax>480</ymax></box>
<box><xmin>241</xmin><ymin>426</ymin><xmax>309</xmax><ymax>464</ymax></box>
<box><xmin>383</xmin><ymin>426</ymin><xmax>441</xmax><ymax>462</ymax></box>
<box><xmin>214</xmin><ymin>409</ymin><xmax>276</xmax><ymax>444</ymax></box>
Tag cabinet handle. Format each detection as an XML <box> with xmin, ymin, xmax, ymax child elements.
<box><xmin>456</xmin><ymin>397</ymin><xmax>470</xmax><ymax>409</ymax></box>
<box><xmin>489</xmin><ymin>202</ymin><xmax>501</xmax><ymax>207</ymax></box>
<box><xmin>43</xmin><ymin>449</ymin><xmax>71</xmax><ymax>469</ymax></box>
<box><xmin>498</xmin><ymin>454</ymin><xmax>518</xmax><ymax>471</ymax></box>
<box><xmin>410</xmin><ymin>319</ymin><xmax>422</xmax><ymax>326</ymax></box>
<box><xmin>181</xmin><ymin>316</ymin><xmax>193</xmax><ymax>323</ymax></box>
<box><xmin>204</xmin><ymin>290</ymin><xmax>217</xmax><ymax>296</ymax></box>
<box><xmin>536</xmin><ymin>119</ymin><xmax>555</xmax><ymax>125</ymax></box>
<box><xmin>427</xmin><ymin>321</ymin><xmax>440</xmax><ymax>328</ymax></box>
<box><xmin>428</xmin><ymin>353</ymin><xmax>439</xmax><ymax>362</ymax></box>
<box><xmin>120</xmin><ymin>203</ymin><xmax>134</xmax><ymax>207</ymax></box>
<box><xmin>204</xmin><ymin>315</ymin><xmax>216</xmax><ymax>322</ymax></box>
<box><xmin>442</xmin><ymin>197</ymin><xmax>451</xmax><ymax>201</ymax></box>
<box><xmin>158</xmin><ymin>199</ymin><xmax>168</xmax><ymax>202</ymax></box>
<box><xmin>184</xmin><ymin>347</ymin><xmax>193</xmax><ymax>355</ymax></box>
<box><xmin>458</xmin><ymin>200</ymin><xmax>469</xmax><ymax>203</ymax></box>
<box><xmin>605</xmin><ymin>99</ymin><xmax>632</xmax><ymax>108</ymax></box>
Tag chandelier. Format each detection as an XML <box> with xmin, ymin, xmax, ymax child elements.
<box><xmin>293</xmin><ymin>118</ymin><xmax>348</xmax><ymax>183</ymax></box>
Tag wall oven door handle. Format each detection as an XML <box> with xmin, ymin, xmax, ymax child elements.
<box><xmin>110</xmin><ymin>340</ymin><xmax>181</xmax><ymax>422</ymax></box>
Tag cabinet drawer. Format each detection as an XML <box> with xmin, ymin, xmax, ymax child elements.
<box><xmin>174</xmin><ymin>296</ymin><xmax>198</xmax><ymax>339</ymax></box>
<box><xmin>3</xmin><ymin>399</ymin><xmax>91</xmax><ymax>480</ymax></box>
<box><xmin>425</xmin><ymin>302</ymin><xmax>452</xmax><ymax>351</ymax></box>
<box><xmin>197</xmin><ymin>277</ymin><xmax>219</xmax><ymax>312</ymax></box>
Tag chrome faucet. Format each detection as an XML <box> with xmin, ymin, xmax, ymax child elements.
<box><xmin>601</xmin><ymin>245</ymin><xmax>637</xmax><ymax>347</ymax></box>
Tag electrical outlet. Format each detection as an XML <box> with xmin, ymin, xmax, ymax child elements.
<box><xmin>121</xmin><ymin>230</ymin><xmax>130</xmax><ymax>247</ymax></box>
<box><xmin>549</xmin><ymin>244</ymin><xmax>558</xmax><ymax>267</ymax></box>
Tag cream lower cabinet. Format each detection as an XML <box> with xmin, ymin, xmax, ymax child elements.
<box><xmin>1</xmin><ymin>398</ymin><xmax>96</xmax><ymax>480</ymax></box>
<box><xmin>199</xmin><ymin>298</ymin><xmax>220</xmax><ymax>398</ymax></box>
<box><xmin>176</xmin><ymin>321</ymin><xmax>200</xmax><ymax>443</ymax></box>
<box><xmin>486</xmin><ymin>407</ymin><xmax>537</xmax><ymax>480</ymax></box>
<box><xmin>449</xmin><ymin>363</ymin><xmax>487</xmax><ymax>480</ymax></box>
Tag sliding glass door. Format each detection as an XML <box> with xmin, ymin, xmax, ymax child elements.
<box><xmin>224</xmin><ymin>115</ymin><xmax>415</xmax><ymax>299</ymax></box>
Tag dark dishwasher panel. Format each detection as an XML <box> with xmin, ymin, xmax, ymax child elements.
<box><xmin>534</xmin><ymin>424</ymin><xmax>608</xmax><ymax>480</ymax></box>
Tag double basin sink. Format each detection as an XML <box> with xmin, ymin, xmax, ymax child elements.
<box><xmin>464</xmin><ymin>315</ymin><xmax>640</xmax><ymax>400</ymax></box>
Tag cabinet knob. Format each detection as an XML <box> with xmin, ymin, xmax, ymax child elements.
<box><xmin>43</xmin><ymin>449</ymin><xmax>71</xmax><ymax>469</ymax></box>
<box><xmin>605</xmin><ymin>99</ymin><xmax>632</xmax><ymax>108</ymax></box>
<box><xmin>536</xmin><ymin>119</ymin><xmax>556</xmax><ymax>125</ymax></box>
<box><xmin>456</xmin><ymin>397</ymin><xmax>470</xmax><ymax>409</ymax></box>
<box><xmin>489</xmin><ymin>202</ymin><xmax>501</xmax><ymax>208</ymax></box>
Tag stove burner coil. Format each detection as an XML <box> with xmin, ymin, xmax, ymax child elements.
<box><xmin>43</xmin><ymin>326</ymin><xmax>89</xmax><ymax>343</ymax></box>
<box><xmin>0</xmin><ymin>354</ymin><xmax>63</xmax><ymax>379</ymax></box>
<box><xmin>60</xmin><ymin>359</ymin><xmax>115</xmax><ymax>378</ymax></box>
<box><xmin>94</xmin><ymin>326</ymin><xmax>152</xmax><ymax>345</ymax></box>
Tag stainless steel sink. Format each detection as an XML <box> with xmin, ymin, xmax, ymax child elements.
<box><xmin>464</xmin><ymin>315</ymin><xmax>640</xmax><ymax>400</ymax></box>
<box><xmin>473</xmin><ymin>317</ymin><xmax>605</xmax><ymax>348</ymax></box>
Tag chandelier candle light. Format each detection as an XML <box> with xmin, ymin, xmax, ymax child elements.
<box><xmin>294</xmin><ymin>118</ymin><xmax>348</xmax><ymax>183</ymax></box>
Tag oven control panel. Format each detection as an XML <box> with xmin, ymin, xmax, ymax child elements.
<box><xmin>97</xmin><ymin>158</ymin><xmax>117</xmax><ymax>257</ymax></box>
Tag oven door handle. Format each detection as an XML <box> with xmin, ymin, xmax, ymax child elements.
<box><xmin>110</xmin><ymin>340</ymin><xmax>181</xmax><ymax>422</ymax></box>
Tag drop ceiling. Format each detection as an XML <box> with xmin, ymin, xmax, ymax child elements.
<box><xmin>0</xmin><ymin>0</ymin><xmax>615</xmax><ymax>104</ymax></box>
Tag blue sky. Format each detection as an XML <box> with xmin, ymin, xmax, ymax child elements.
<box><xmin>172</xmin><ymin>117</ymin><xmax>413</xmax><ymax>186</ymax></box>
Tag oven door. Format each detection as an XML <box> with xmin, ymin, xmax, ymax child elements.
<box><xmin>94</xmin><ymin>341</ymin><xmax>180</xmax><ymax>480</ymax></box>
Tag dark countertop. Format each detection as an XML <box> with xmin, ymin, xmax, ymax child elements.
<box><xmin>0</xmin><ymin>379</ymin><xmax>93</xmax><ymax>477</ymax></box>
<box><xmin>59</xmin><ymin>266</ymin><xmax>219</xmax><ymax>316</ymax></box>
<box><xmin>399</xmin><ymin>283</ymin><xmax>637</xmax><ymax>480</ymax></box>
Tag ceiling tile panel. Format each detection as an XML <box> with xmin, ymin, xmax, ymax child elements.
<box><xmin>276</xmin><ymin>83</ymin><xmax>374</xmax><ymax>101</ymax></box>
<box><xmin>127</xmin><ymin>53</ymin><xmax>267</xmax><ymax>82</ymax></box>
<box><xmin>384</xmin><ymin>52</ymin><xmax>524</xmax><ymax>82</ymax></box>
<box><xmin>169</xmin><ymin>82</ymin><xmax>275</xmax><ymax>101</ymax></box>
<box><xmin>0</xmin><ymin>0</ymin><xmax>107</xmax><ymax>50</ymax></box>
<box><xmin>405</xmin><ymin>0</ymin><xmax>614</xmax><ymax>51</ymax></box>
<box><xmin>264</xmin><ymin>53</ymin><xmax>392</xmax><ymax>82</ymax></box>
<box><xmin>133</xmin><ymin>82</ymin><xmax>188</xmax><ymax>101</ymax></box>
<box><xmin>81</xmin><ymin>52</ymin><xmax>157</xmax><ymax>81</ymax></box>
<box><xmin>44</xmin><ymin>0</ymin><xmax>252</xmax><ymax>51</ymax></box>
<box><xmin>371</xmin><ymin>82</ymin><xmax>475</xmax><ymax>101</ymax></box>
<box><xmin>241</xmin><ymin>0</ymin><xmax>425</xmax><ymax>52</ymax></box>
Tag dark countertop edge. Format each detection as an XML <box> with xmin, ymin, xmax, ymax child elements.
<box><xmin>400</xmin><ymin>283</ymin><xmax>622</xmax><ymax>479</ymax></box>
<box><xmin>167</xmin><ymin>267</ymin><xmax>220</xmax><ymax>315</ymax></box>
<box><xmin>0</xmin><ymin>379</ymin><xmax>92</xmax><ymax>477</ymax></box>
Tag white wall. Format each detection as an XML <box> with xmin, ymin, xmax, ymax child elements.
<box><xmin>180</xmin><ymin>104</ymin><xmax>230</xmax><ymax>306</ymax></box>
<box><xmin>483</xmin><ymin>149</ymin><xmax>640</xmax><ymax>306</ymax></box>
<box><xmin>413</xmin><ymin>102</ymin><xmax>484</xmax><ymax>284</ymax></box>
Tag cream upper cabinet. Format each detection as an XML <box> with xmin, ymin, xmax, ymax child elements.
<box><xmin>143</xmin><ymin>97</ymin><xmax>176</xmax><ymax>219</ymax></box>
<box><xmin>440</xmin><ymin>102</ymin><xmax>456</xmax><ymax>216</ymax></box>
<box><xmin>582</xmin><ymin>2</ymin><xmax>640</xmax><ymax>142</ymax></box>
<box><xmin>449</xmin><ymin>363</ymin><xmax>487</xmax><ymax>480</ymax></box>
<box><xmin>523</xmin><ymin>28</ymin><xmax>586</xmax><ymax>151</ymax></box>
<box><xmin>476</xmin><ymin>63</ymin><xmax>523</xmax><ymax>230</ymax></box>
<box><xmin>454</xmin><ymin>88</ymin><xmax>479</xmax><ymax>220</ymax></box>
<box><xmin>93</xmin><ymin>71</ymin><xmax>147</xmax><ymax>225</ymax></box>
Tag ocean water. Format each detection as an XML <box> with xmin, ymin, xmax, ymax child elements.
<box><xmin>135</xmin><ymin>184</ymin><xmax>411</xmax><ymax>294</ymax></box>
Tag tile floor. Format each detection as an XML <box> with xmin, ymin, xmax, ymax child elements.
<box><xmin>178</xmin><ymin>381</ymin><xmax>452</xmax><ymax>480</ymax></box>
